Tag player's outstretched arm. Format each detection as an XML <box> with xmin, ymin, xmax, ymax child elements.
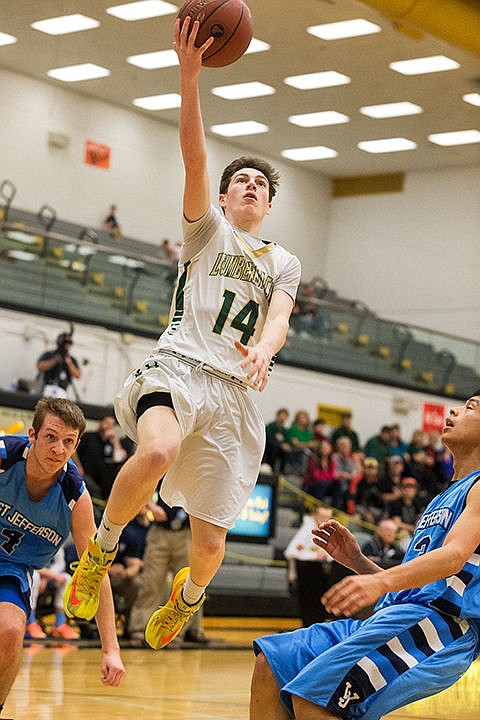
<box><xmin>70</xmin><ymin>492</ymin><xmax>125</xmax><ymax>686</ymax></box>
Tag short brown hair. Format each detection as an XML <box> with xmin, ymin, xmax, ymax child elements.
<box><xmin>32</xmin><ymin>398</ymin><xmax>86</xmax><ymax>438</ymax></box>
<box><xmin>219</xmin><ymin>156</ymin><xmax>280</xmax><ymax>202</ymax></box>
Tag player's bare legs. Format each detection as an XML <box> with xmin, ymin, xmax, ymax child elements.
<box><xmin>188</xmin><ymin>516</ymin><xmax>227</xmax><ymax>585</ymax></box>
<box><xmin>250</xmin><ymin>652</ymin><xmax>291</xmax><ymax>720</ymax></box>
<box><xmin>292</xmin><ymin>696</ymin><xmax>338</xmax><ymax>719</ymax></box>
<box><xmin>105</xmin><ymin>406</ymin><xmax>182</xmax><ymax>525</ymax></box>
<box><xmin>0</xmin><ymin>603</ymin><xmax>26</xmax><ymax>709</ymax></box>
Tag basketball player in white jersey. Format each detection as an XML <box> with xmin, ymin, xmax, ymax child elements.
<box><xmin>65</xmin><ymin>16</ymin><xmax>301</xmax><ymax>649</ymax></box>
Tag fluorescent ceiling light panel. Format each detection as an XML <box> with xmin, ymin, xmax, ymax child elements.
<box><xmin>282</xmin><ymin>146</ymin><xmax>338</xmax><ymax>161</ymax></box>
<box><xmin>358</xmin><ymin>137</ymin><xmax>417</xmax><ymax>153</ymax></box>
<box><xmin>31</xmin><ymin>14</ymin><xmax>100</xmax><ymax>35</ymax></box>
<box><xmin>308</xmin><ymin>18</ymin><xmax>381</xmax><ymax>40</ymax></box>
<box><xmin>212</xmin><ymin>82</ymin><xmax>275</xmax><ymax>100</ymax></box>
<box><xmin>245</xmin><ymin>38</ymin><xmax>270</xmax><ymax>55</ymax></box>
<box><xmin>428</xmin><ymin>130</ymin><xmax>480</xmax><ymax>146</ymax></box>
<box><xmin>284</xmin><ymin>71</ymin><xmax>350</xmax><ymax>90</ymax></box>
<box><xmin>0</xmin><ymin>32</ymin><xmax>17</xmax><ymax>46</ymax></box>
<box><xmin>390</xmin><ymin>55</ymin><xmax>460</xmax><ymax>75</ymax></box>
<box><xmin>463</xmin><ymin>93</ymin><xmax>480</xmax><ymax>107</ymax></box>
<box><xmin>47</xmin><ymin>63</ymin><xmax>110</xmax><ymax>82</ymax></box>
<box><xmin>127</xmin><ymin>49</ymin><xmax>178</xmax><ymax>69</ymax></box>
<box><xmin>210</xmin><ymin>121</ymin><xmax>269</xmax><ymax>137</ymax></box>
<box><xmin>288</xmin><ymin>111</ymin><xmax>349</xmax><ymax>127</ymax></box>
<box><xmin>106</xmin><ymin>1</ymin><xmax>177</xmax><ymax>20</ymax></box>
<box><xmin>360</xmin><ymin>102</ymin><xmax>423</xmax><ymax>118</ymax></box>
<box><xmin>133</xmin><ymin>93</ymin><xmax>181</xmax><ymax>110</ymax></box>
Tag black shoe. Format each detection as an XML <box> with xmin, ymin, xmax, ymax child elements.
<box><xmin>184</xmin><ymin>630</ymin><xmax>211</xmax><ymax>645</ymax></box>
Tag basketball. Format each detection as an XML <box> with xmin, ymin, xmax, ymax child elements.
<box><xmin>177</xmin><ymin>0</ymin><xmax>253</xmax><ymax>68</ymax></box>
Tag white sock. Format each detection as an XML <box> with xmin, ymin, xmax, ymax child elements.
<box><xmin>182</xmin><ymin>574</ymin><xmax>206</xmax><ymax>606</ymax></box>
<box><xmin>96</xmin><ymin>512</ymin><xmax>125</xmax><ymax>552</ymax></box>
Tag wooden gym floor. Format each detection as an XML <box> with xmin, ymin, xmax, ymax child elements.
<box><xmin>5</xmin><ymin>617</ymin><xmax>480</xmax><ymax>720</ymax></box>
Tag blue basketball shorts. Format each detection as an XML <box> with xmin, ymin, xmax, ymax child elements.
<box><xmin>253</xmin><ymin>603</ymin><xmax>480</xmax><ymax>719</ymax></box>
<box><xmin>0</xmin><ymin>575</ymin><xmax>31</xmax><ymax>616</ymax></box>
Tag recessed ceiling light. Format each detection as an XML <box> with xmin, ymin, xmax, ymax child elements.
<box><xmin>133</xmin><ymin>93</ymin><xmax>181</xmax><ymax>110</ymax></box>
<box><xmin>428</xmin><ymin>130</ymin><xmax>480</xmax><ymax>146</ymax></box>
<box><xmin>0</xmin><ymin>31</ymin><xmax>17</xmax><ymax>46</ymax></box>
<box><xmin>358</xmin><ymin>138</ymin><xmax>417</xmax><ymax>153</ymax></box>
<box><xmin>288</xmin><ymin>111</ymin><xmax>349</xmax><ymax>127</ymax></box>
<box><xmin>106</xmin><ymin>1</ymin><xmax>177</xmax><ymax>21</ymax></box>
<box><xmin>463</xmin><ymin>93</ymin><xmax>480</xmax><ymax>107</ymax></box>
<box><xmin>360</xmin><ymin>102</ymin><xmax>423</xmax><ymax>118</ymax></box>
<box><xmin>308</xmin><ymin>18</ymin><xmax>381</xmax><ymax>40</ymax></box>
<box><xmin>210</xmin><ymin>121</ymin><xmax>269</xmax><ymax>137</ymax></box>
<box><xmin>31</xmin><ymin>14</ymin><xmax>100</xmax><ymax>35</ymax></box>
<box><xmin>390</xmin><ymin>55</ymin><xmax>460</xmax><ymax>75</ymax></box>
<box><xmin>284</xmin><ymin>71</ymin><xmax>350</xmax><ymax>90</ymax></box>
<box><xmin>281</xmin><ymin>146</ymin><xmax>338</xmax><ymax>161</ymax></box>
<box><xmin>127</xmin><ymin>49</ymin><xmax>178</xmax><ymax>69</ymax></box>
<box><xmin>47</xmin><ymin>63</ymin><xmax>110</xmax><ymax>82</ymax></box>
<box><xmin>244</xmin><ymin>38</ymin><xmax>270</xmax><ymax>55</ymax></box>
<box><xmin>212</xmin><ymin>82</ymin><xmax>275</xmax><ymax>100</ymax></box>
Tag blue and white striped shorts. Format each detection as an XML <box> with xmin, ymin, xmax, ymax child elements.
<box><xmin>253</xmin><ymin>603</ymin><xmax>480</xmax><ymax>719</ymax></box>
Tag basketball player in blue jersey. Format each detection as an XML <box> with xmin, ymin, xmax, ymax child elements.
<box><xmin>250</xmin><ymin>392</ymin><xmax>480</xmax><ymax>720</ymax></box>
<box><xmin>0</xmin><ymin>398</ymin><xmax>124</xmax><ymax>717</ymax></box>
<box><xmin>64</xmin><ymin>15</ymin><xmax>301</xmax><ymax>650</ymax></box>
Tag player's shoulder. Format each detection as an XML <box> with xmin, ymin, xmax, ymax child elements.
<box><xmin>60</xmin><ymin>459</ymin><xmax>85</xmax><ymax>505</ymax></box>
<box><xmin>0</xmin><ymin>434</ymin><xmax>29</xmax><ymax>468</ymax></box>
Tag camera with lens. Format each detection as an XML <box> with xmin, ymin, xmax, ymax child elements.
<box><xmin>56</xmin><ymin>332</ymin><xmax>73</xmax><ymax>358</ymax></box>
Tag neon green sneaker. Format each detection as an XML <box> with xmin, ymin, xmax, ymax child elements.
<box><xmin>145</xmin><ymin>567</ymin><xmax>205</xmax><ymax>650</ymax></box>
<box><xmin>64</xmin><ymin>535</ymin><xmax>117</xmax><ymax>620</ymax></box>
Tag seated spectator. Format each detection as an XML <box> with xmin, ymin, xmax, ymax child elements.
<box><xmin>347</xmin><ymin>456</ymin><xmax>385</xmax><ymax>524</ymax></box>
<box><xmin>386</xmin><ymin>476</ymin><xmax>424</xmax><ymax>545</ymax></box>
<box><xmin>389</xmin><ymin>423</ymin><xmax>408</xmax><ymax>459</ymax></box>
<box><xmin>301</xmin><ymin>439</ymin><xmax>336</xmax><ymax>502</ymax></box>
<box><xmin>287</xmin><ymin>410</ymin><xmax>316</xmax><ymax>474</ymax></box>
<box><xmin>332</xmin><ymin>436</ymin><xmax>357</xmax><ymax>510</ymax></box>
<box><xmin>364</xmin><ymin>424</ymin><xmax>392</xmax><ymax>466</ymax></box>
<box><xmin>330</xmin><ymin>412</ymin><xmax>361</xmax><ymax>454</ymax></box>
<box><xmin>377</xmin><ymin>454</ymin><xmax>405</xmax><ymax>503</ymax></box>
<box><xmin>291</xmin><ymin>281</ymin><xmax>330</xmax><ymax>339</ymax></box>
<box><xmin>264</xmin><ymin>408</ymin><xmax>293</xmax><ymax>473</ymax></box>
<box><xmin>103</xmin><ymin>203</ymin><xmax>122</xmax><ymax>238</ymax></box>
<box><xmin>361</xmin><ymin>518</ymin><xmax>404</xmax><ymax>567</ymax></box>
<box><xmin>312</xmin><ymin>418</ymin><xmax>328</xmax><ymax>445</ymax></box>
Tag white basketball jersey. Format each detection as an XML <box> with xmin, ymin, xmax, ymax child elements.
<box><xmin>156</xmin><ymin>205</ymin><xmax>301</xmax><ymax>381</ymax></box>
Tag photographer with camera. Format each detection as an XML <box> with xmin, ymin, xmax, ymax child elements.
<box><xmin>36</xmin><ymin>329</ymin><xmax>81</xmax><ymax>398</ymax></box>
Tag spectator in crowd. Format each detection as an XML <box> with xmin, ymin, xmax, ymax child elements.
<box><xmin>25</xmin><ymin>548</ymin><xmax>79</xmax><ymax>641</ymax></box>
<box><xmin>74</xmin><ymin>415</ymin><xmax>135</xmax><ymax>501</ymax></box>
<box><xmin>312</xmin><ymin>418</ymin><xmax>328</xmax><ymax>444</ymax></box>
<box><xmin>389</xmin><ymin>423</ymin><xmax>408</xmax><ymax>459</ymax></box>
<box><xmin>287</xmin><ymin>411</ymin><xmax>316</xmax><ymax>474</ymax></box>
<box><xmin>284</xmin><ymin>506</ymin><xmax>334</xmax><ymax>627</ymax></box>
<box><xmin>332</xmin><ymin>436</ymin><xmax>357</xmax><ymax>511</ymax></box>
<box><xmin>330</xmin><ymin>412</ymin><xmax>361</xmax><ymax>454</ymax></box>
<box><xmin>386</xmin><ymin>477</ymin><xmax>424</xmax><ymax>544</ymax></box>
<box><xmin>103</xmin><ymin>204</ymin><xmax>122</xmax><ymax>238</ymax></box>
<box><xmin>347</xmin><ymin>456</ymin><xmax>385</xmax><ymax>525</ymax></box>
<box><xmin>160</xmin><ymin>238</ymin><xmax>178</xmax><ymax>265</ymax></box>
<box><xmin>301</xmin><ymin>439</ymin><xmax>336</xmax><ymax>502</ymax></box>
<box><xmin>264</xmin><ymin>408</ymin><xmax>293</xmax><ymax>474</ymax></box>
<box><xmin>361</xmin><ymin>518</ymin><xmax>404</xmax><ymax>566</ymax></box>
<box><xmin>127</xmin><ymin>488</ymin><xmax>207</xmax><ymax>647</ymax></box>
<box><xmin>36</xmin><ymin>331</ymin><xmax>81</xmax><ymax>398</ymax></box>
<box><xmin>364</xmin><ymin>424</ymin><xmax>392</xmax><ymax>466</ymax></box>
<box><xmin>291</xmin><ymin>282</ymin><xmax>330</xmax><ymax>339</ymax></box>
<box><xmin>108</xmin><ymin>507</ymin><xmax>151</xmax><ymax>638</ymax></box>
<box><xmin>377</xmin><ymin>454</ymin><xmax>405</xmax><ymax>503</ymax></box>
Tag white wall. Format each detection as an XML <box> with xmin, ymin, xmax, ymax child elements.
<box><xmin>325</xmin><ymin>166</ymin><xmax>480</xmax><ymax>341</ymax></box>
<box><xmin>0</xmin><ymin>67</ymin><xmax>330</xmax><ymax>274</ymax></box>
<box><xmin>1</xmin><ymin>307</ymin><xmax>453</xmax><ymax>446</ymax></box>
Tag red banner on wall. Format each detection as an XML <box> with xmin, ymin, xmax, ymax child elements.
<box><xmin>85</xmin><ymin>140</ymin><xmax>111</xmax><ymax>169</ymax></box>
<box><xmin>422</xmin><ymin>402</ymin><xmax>445</xmax><ymax>433</ymax></box>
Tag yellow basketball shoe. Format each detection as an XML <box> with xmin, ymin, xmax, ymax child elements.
<box><xmin>145</xmin><ymin>567</ymin><xmax>206</xmax><ymax>650</ymax></box>
<box><xmin>64</xmin><ymin>535</ymin><xmax>117</xmax><ymax>620</ymax></box>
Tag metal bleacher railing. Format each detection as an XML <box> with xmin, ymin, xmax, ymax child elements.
<box><xmin>1</xmin><ymin>179</ymin><xmax>480</xmax><ymax>400</ymax></box>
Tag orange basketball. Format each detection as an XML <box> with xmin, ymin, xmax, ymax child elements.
<box><xmin>177</xmin><ymin>0</ymin><xmax>253</xmax><ymax>68</ymax></box>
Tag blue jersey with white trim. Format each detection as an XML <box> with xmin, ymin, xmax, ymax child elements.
<box><xmin>0</xmin><ymin>435</ymin><xmax>84</xmax><ymax>592</ymax></box>
<box><xmin>376</xmin><ymin>469</ymin><xmax>480</xmax><ymax>621</ymax></box>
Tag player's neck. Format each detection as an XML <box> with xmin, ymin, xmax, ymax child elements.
<box><xmin>450</xmin><ymin>453</ymin><xmax>480</xmax><ymax>481</ymax></box>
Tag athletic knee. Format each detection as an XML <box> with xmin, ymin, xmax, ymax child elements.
<box><xmin>194</xmin><ymin>533</ymin><xmax>225</xmax><ymax>560</ymax></box>
<box><xmin>0</xmin><ymin>611</ymin><xmax>25</xmax><ymax>646</ymax></box>
<box><xmin>136</xmin><ymin>444</ymin><xmax>178</xmax><ymax>475</ymax></box>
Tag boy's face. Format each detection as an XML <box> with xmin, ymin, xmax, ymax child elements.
<box><xmin>219</xmin><ymin>168</ymin><xmax>272</xmax><ymax>223</ymax></box>
<box><xmin>28</xmin><ymin>413</ymin><xmax>79</xmax><ymax>475</ymax></box>
<box><xmin>443</xmin><ymin>395</ymin><xmax>480</xmax><ymax>451</ymax></box>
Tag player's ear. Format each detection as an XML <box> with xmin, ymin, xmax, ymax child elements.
<box><xmin>218</xmin><ymin>194</ymin><xmax>226</xmax><ymax>207</ymax></box>
<box><xmin>265</xmin><ymin>201</ymin><xmax>272</xmax><ymax>215</ymax></box>
<box><xmin>28</xmin><ymin>427</ymin><xmax>36</xmax><ymax>442</ymax></box>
